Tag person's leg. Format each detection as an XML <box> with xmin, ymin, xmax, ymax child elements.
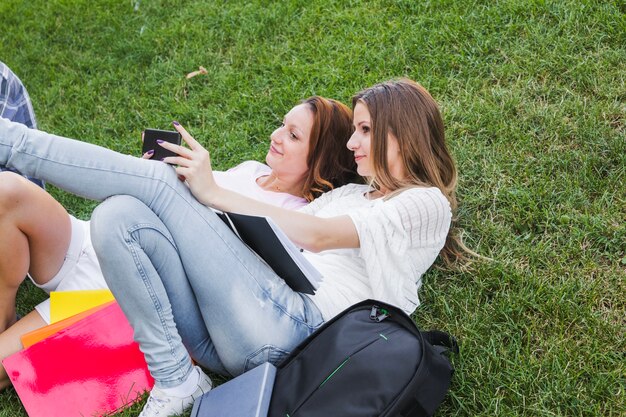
<box><xmin>91</xmin><ymin>195</ymin><xmax>228</xmax><ymax>383</ymax></box>
<box><xmin>0</xmin><ymin>311</ymin><xmax>45</xmax><ymax>390</ymax></box>
<box><xmin>0</xmin><ymin>171</ymin><xmax>70</xmax><ymax>332</ymax></box>
<box><xmin>91</xmin><ymin>196</ymin><xmax>324</xmax><ymax>380</ymax></box>
<box><xmin>0</xmin><ymin>117</ymin><xmax>187</xmax><ymax>204</ymax></box>
<box><xmin>92</xmin><ymin>196</ymin><xmax>220</xmax><ymax>417</ymax></box>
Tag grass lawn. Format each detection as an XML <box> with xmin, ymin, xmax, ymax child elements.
<box><xmin>0</xmin><ymin>0</ymin><xmax>624</xmax><ymax>416</ymax></box>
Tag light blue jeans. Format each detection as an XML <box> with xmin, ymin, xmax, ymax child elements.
<box><xmin>0</xmin><ymin>117</ymin><xmax>324</xmax><ymax>387</ymax></box>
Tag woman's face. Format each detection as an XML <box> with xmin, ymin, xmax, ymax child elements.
<box><xmin>347</xmin><ymin>102</ymin><xmax>403</xmax><ymax>179</ymax></box>
<box><xmin>265</xmin><ymin>104</ymin><xmax>314</xmax><ymax>179</ymax></box>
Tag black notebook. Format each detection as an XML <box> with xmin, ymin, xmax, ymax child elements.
<box><xmin>215</xmin><ymin>211</ymin><xmax>322</xmax><ymax>295</ymax></box>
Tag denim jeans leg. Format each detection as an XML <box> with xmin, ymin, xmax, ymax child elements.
<box><xmin>93</xmin><ymin>195</ymin><xmax>325</xmax><ymax>377</ymax></box>
<box><xmin>184</xmin><ymin>257</ymin><xmax>325</xmax><ymax>376</ymax></box>
<box><xmin>91</xmin><ymin>196</ymin><xmax>230</xmax><ymax>382</ymax></box>
<box><xmin>1</xmin><ymin>118</ymin><xmax>326</xmax><ymax>377</ymax></box>
<box><xmin>91</xmin><ymin>196</ymin><xmax>195</xmax><ymax>387</ymax></box>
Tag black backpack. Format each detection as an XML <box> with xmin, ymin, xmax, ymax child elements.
<box><xmin>269</xmin><ymin>299</ymin><xmax>459</xmax><ymax>417</ymax></box>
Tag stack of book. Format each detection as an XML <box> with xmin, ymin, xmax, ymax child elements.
<box><xmin>3</xmin><ymin>291</ymin><xmax>153</xmax><ymax>417</ymax></box>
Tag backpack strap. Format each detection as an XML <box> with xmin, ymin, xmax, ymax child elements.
<box><xmin>397</xmin><ymin>331</ymin><xmax>459</xmax><ymax>416</ymax></box>
<box><xmin>423</xmin><ymin>330</ymin><xmax>459</xmax><ymax>355</ymax></box>
<box><xmin>398</xmin><ymin>335</ymin><xmax>457</xmax><ymax>417</ymax></box>
<box><xmin>399</xmin><ymin>398</ymin><xmax>431</xmax><ymax>417</ymax></box>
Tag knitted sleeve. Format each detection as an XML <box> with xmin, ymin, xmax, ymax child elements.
<box><xmin>348</xmin><ymin>187</ymin><xmax>452</xmax><ymax>315</ymax></box>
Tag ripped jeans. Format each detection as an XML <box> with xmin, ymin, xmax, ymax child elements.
<box><xmin>0</xmin><ymin>117</ymin><xmax>324</xmax><ymax>388</ymax></box>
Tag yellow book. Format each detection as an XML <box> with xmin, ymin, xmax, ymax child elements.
<box><xmin>49</xmin><ymin>289</ymin><xmax>115</xmax><ymax>323</ymax></box>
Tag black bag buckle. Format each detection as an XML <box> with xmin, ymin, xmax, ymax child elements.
<box><xmin>370</xmin><ymin>305</ymin><xmax>390</xmax><ymax>322</ymax></box>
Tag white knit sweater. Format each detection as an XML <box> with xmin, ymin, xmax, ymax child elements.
<box><xmin>300</xmin><ymin>183</ymin><xmax>451</xmax><ymax>319</ymax></box>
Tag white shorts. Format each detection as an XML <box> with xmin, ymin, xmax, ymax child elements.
<box><xmin>32</xmin><ymin>215</ymin><xmax>107</xmax><ymax>324</ymax></box>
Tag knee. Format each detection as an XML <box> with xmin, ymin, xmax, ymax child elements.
<box><xmin>0</xmin><ymin>171</ymin><xmax>33</xmax><ymax>215</ymax></box>
<box><xmin>90</xmin><ymin>195</ymin><xmax>146</xmax><ymax>252</ymax></box>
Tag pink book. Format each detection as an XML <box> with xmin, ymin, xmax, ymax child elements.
<box><xmin>3</xmin><ymin>301</ymin><xmax>154</xmax><ymax>417</ymax></box>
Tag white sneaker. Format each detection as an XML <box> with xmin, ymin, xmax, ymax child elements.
<box><xmin>139</xmin><ymin>366</ymin><xmax>212</xmax><ymax>417</ymax></box>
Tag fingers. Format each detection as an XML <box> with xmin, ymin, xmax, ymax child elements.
<box><xmin>162</xmin><ymin>149</ymin><xmax>209</xmax><ymax>168</ymax></box>
<box><xmin>156</xmin><ymin>140</ymin><xmax>194</xmax><ymax>159</ymax></box>
<box><xmin>154</xmin><ymin>123</ymin><xmax>211</xmax><ymax>181</ymax></box>
<box><xmin>172</xmin><ymin>121</ymin><xmax>203</xmax><ymax>151</ymax></box>
<box><xmin>161</xmin><ymin>155</ymin><xmax>190</xmax><ymax>166</ymax></box>
<box><xmin>141</xmin><ymin>131</ymin><xmax>153</xmax><ymax>158</ymax></box>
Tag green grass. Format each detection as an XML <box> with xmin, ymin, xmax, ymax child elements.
<box><xmin>1</xmin><ymin>0</ymin><xmax>624</xmax><ymax>416</ymax></box>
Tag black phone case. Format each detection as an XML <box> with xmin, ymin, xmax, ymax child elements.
<box><xmin>142</xmin><ymin>129</ymin><xmax>182</xmax><ymax>161</ymax></box>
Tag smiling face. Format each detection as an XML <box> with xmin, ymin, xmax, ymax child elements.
<box><xmin>346</xmin><ymin>102</ymin><xmax>372</xmax><ymax>177</ymax></box>
<box><xmin>347</xmin><ymin>101</ymin><xmax>404</xmax><ymax>182</ymax></box>
<box><xmin>265</xmin><ymin>103</ymin><xmax>314</xmax><ymax>180</ymax></box>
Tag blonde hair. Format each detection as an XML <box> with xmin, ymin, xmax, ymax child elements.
<box><xmin>352</xmin><ymin>78</ymin><xmax>471</xmax><ymax>265</ymax></box>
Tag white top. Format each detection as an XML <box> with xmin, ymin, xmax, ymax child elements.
<box><xmin>299</xmin><ymin>183</ymin><xmax>452</xmax><ymax>319</ymax></box>
<box><xmin>213</xmin><ymin>161</ymin><xmax>307</xmax><ymax>209</ymax></box>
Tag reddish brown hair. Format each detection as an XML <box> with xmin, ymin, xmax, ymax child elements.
<box><xmin>301</xmin><ymin>96</ymin><xmax>360</xmax><ymax>201</ymax></box>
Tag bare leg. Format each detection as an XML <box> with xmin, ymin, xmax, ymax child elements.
<box><xmin>0</xmin><ymin>310</ymin><xmax>46</xmax><ymax>390</ymax></box>
<box><xmin>0</xmin><ymin>171</ymin><xmax>71</xmax><ymax>332</ymax></box>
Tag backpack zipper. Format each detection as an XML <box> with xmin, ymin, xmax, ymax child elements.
<box><xmin>319</xmin><ymin>357</ymin><xmax>350</xmax><ymax>388</ymax></box>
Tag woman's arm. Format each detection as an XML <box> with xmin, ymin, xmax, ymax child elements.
<box><xmin>213</xmin><ymin>187</ymin><xmax>358</xmax><ymax>253</ymax></box>
<box><xmin>161</xmin><ymin>122</ymin><xmax>360</xmax><ymax>253</ymax></box>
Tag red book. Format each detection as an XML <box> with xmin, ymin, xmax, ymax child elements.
<box><xmin>3</xmin><ymin>301</ymin><xmax>154</xmax><ymax>417</ymax></box>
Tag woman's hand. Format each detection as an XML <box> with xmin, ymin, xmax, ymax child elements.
<box><xmin>140</xmin><ymin>131</ymin><xmax>155</xmax><ymax>159</ymax></box>
<box><xmin>156</xmin><ymin>121</ymin><xmax>220</xmax><ymax>206</ymax></box>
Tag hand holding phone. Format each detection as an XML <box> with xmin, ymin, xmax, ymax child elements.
<box><xmin>142</xmin><ymin>129</ymin><xmax>182</xmax><ymax>162</ymax></box>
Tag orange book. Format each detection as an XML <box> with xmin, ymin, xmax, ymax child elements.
<box><xmin>21</xmin><ymin>301</ymin><xmax>115</xmax><ymax>348</ymax></box>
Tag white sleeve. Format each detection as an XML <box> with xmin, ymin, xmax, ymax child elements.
<box><xmin>347</xmin><ymin>188</ymin><xmax>452</xmax><ymax>315</ymax></box>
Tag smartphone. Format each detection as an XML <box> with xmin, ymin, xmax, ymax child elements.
<box><xmin>142</xmin><ymin>128</ymin><xmax>182</xmax><ymax>161</ymax></box>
